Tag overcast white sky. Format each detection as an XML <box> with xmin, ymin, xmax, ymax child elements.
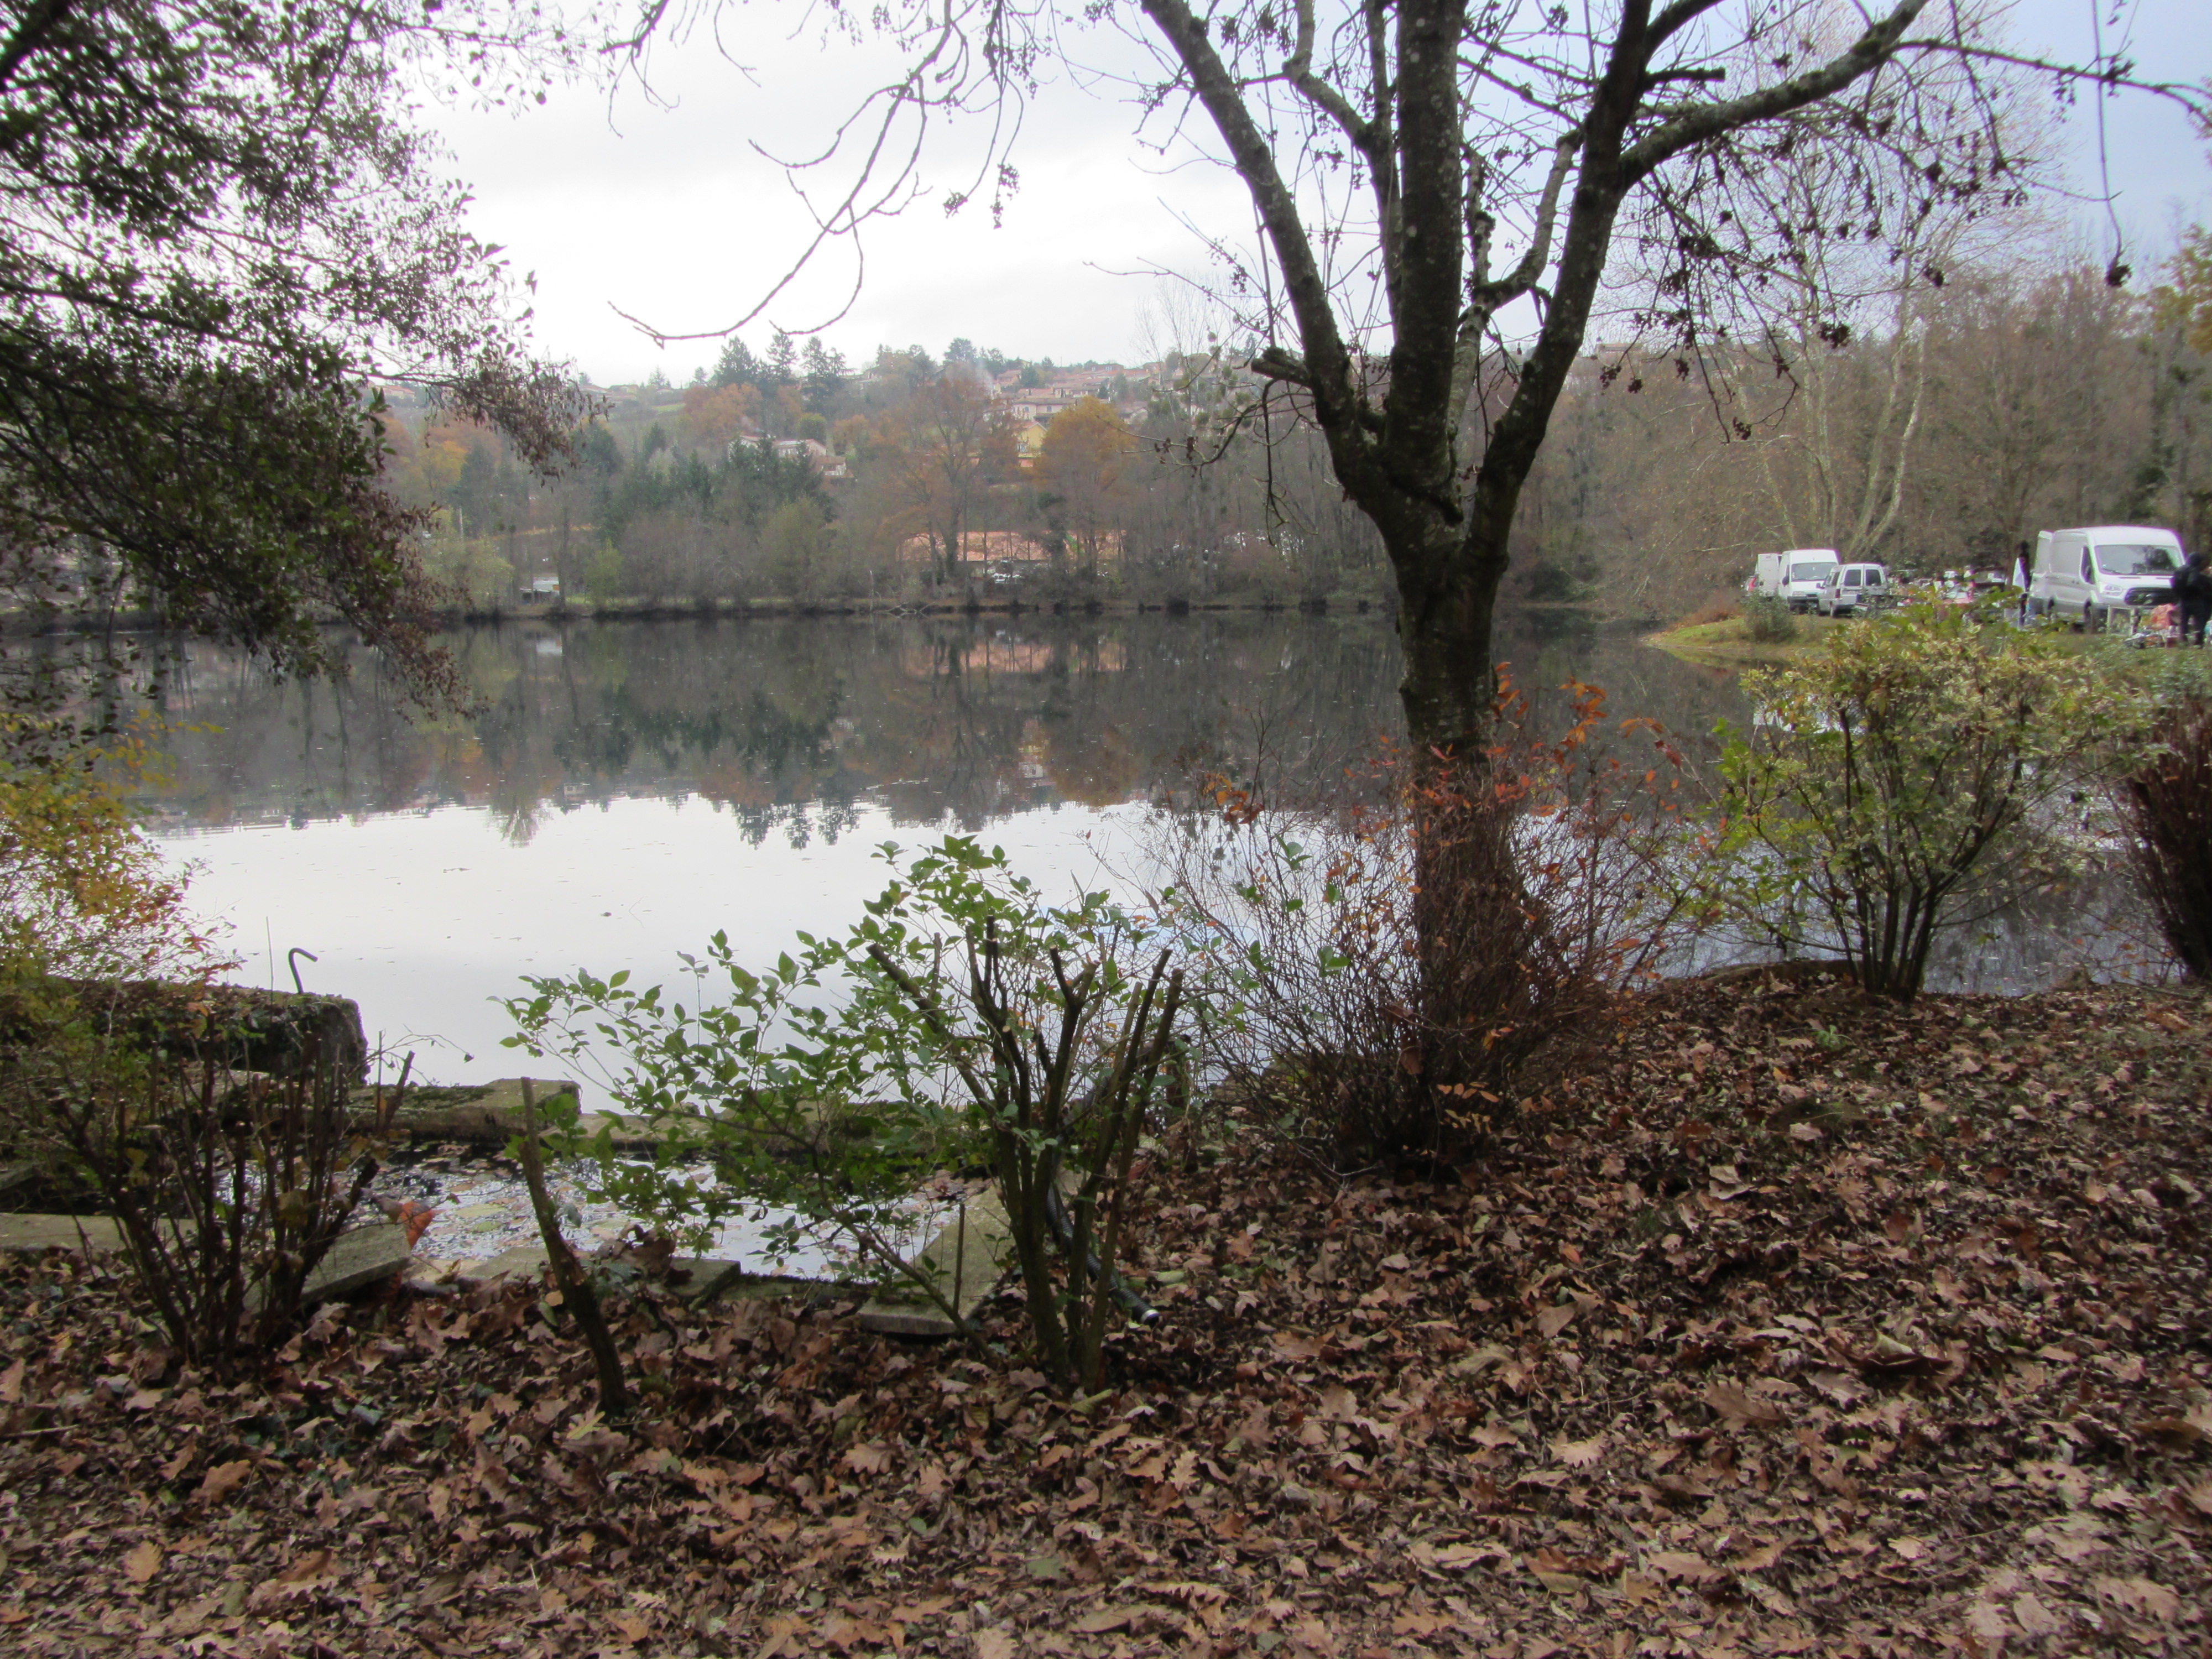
<box><xmin>425</xmin><ymin>0</ymin><xmax>2212</xmax><ymax>386</ymax></box>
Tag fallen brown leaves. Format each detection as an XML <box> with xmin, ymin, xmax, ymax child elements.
<box><xmin>1</xmin><ymin>972</ymin><xmax>2208</xmax><ymax>1658</ymax></box>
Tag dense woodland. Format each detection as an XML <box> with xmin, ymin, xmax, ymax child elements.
<box><xmin>378</xmin><ymin>251</ymin><xmax>2212</xmax><ymax>620</ymax></box>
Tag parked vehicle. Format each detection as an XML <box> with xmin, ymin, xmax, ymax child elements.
<box><xmin>1815</xmin><ymin>562</ymin><xmax>1890</xmax><ymax>617</ymax></box>
<box><xmin>1751</xmin><ymin>549</ymin><xmax>1841</xmax><ymax>612</ymax></box>
<box><xmin>2026</xmin><ymin>525</ymin><xmax>2185</xmax><ymax>629</ymax></box>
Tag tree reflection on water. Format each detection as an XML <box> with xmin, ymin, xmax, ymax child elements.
<box><xmin>131</xmin><ymin>611</ymin><xmax>2163</xmax><ymax>998</ymax></box>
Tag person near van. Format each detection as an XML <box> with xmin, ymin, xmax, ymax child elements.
<box><xmin>2170</xmin><ymin>552</ymin><xmax>2212</xmax><ymax>645</ymax></box>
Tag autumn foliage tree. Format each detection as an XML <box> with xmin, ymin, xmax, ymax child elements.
<box><xmin>1042</xmin><ymin>397</ymin><xmax>1138</xmax><ymax>573</ymax></box>
<box><xmin>896</xmin><ymin>376</ymin><xmax>1000</xmax><ymax>583</ymax></box>
<box><xmin>683</xmin><ymin>383</ymin><xmax>763</xmax><ymax>451</ymax></box>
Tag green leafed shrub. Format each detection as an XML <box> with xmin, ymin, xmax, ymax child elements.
<box><xmin>504</xmin><ymin>838</ymin><xmax>1183</xmax><ymax>1387</ymax></box>
<box><xmin>1741</xmin><ymin>592</ymin><xmax>1800</xmax><ymax>644</ymax></box>
<box><xmin>1708</xmin><ymin>604</ymin><xmax>2147</xmax><ymax>1000</ymax></box>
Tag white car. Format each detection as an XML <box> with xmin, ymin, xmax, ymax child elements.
<box><xmin>1815</xmin><ymin>562</ymin><xmax>1890</xmax><ymax>617</ymax></box>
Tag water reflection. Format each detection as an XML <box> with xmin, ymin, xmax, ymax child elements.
<box><xmin>126</xmin><ymin>612</ymin><xmax>2163</xmax><ymax>1094</ymax></box>
<box><xmin>138</xmin><ymin>612</ymin><xmax>1748</xmax><ymax>843</ymax></box>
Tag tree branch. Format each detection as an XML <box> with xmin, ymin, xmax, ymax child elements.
<box><xmin>1620</xmin><ymin>0</ymin><xmax>1933</xmax><ymax>186</ymax></box>
<box><xmin>1470</xmin><ymin>127</ymin><xmax>1580</xmax><ymax>312</ymax></box>
<box><xmin>1645</xmin><ymin>0</ymin><xmax>1733</xmax><ymax>55</ymax></box>
<box><xmin>1281</xmin><ymin>0</ymin><xmax>1376</xmax><ymax>160</ymax></box>
<box><xmin>1139</xmin><ymin>0</ymin><xmax>1373</xmax><ymax>460</ymax></box>
<box><xmin>1892</xmin><ymin>39</ymin><xmax>2212</xmax><ymax>119</ymax></box>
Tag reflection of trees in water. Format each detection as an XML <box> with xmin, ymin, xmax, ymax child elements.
<box><xmin>136</xmin><ymin>614</ymin><xmax>1470</xmax><ymax>834</ymax></box>
<box><xmin>124</xmin><ymin>611</ymin><xmax>2163</xmax><ymax>989</ymax></box>
<box><xmin>1921</xmin><ymin>867</ymin><xmax>2168</xmax><ymax>995</ymax></box>
<box><xmin>132</xmin><ymin>611</ymin><xmax>1765</xmax><ymax>838</ymax></box>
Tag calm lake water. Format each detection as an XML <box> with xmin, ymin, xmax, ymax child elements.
<box><xmin>133</xmin><ymin>611</ymin><xmax>2159</xmax><ymax>1098</ymax></box>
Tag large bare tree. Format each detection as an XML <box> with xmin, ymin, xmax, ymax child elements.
<box><xmin>614</xmin><ymin>0</ymin><xmax>2204</xmax><ymax>1046</ymax></box>
<box><xmin>618</xmin><ymin>0</ymin><xmax>2203</xmax><ymax>748</ymax></box>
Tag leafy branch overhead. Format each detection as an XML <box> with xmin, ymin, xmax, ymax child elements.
<box><xmin>0</xmin><ymin>0</ymin><xmax>593</xmax><ymax>709</ymax></box>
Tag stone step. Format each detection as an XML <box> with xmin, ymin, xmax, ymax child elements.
<box><xmin>354</xmin><ymin>1077</ymin><xmax>657</xmax><ymax>1147</ymax></box>
<box><xmin>856</xmin><ymin>1185</ymin><xmax>1011</xmax><ymax>1338</ymax></box>
<box><xmin>429</xmin><ymin>1243</ymin><xmax>827</xmax><ymax>1305</ymax></box>
<box><xmin>0</xmin><ymin>1213</ymin><xmax>408</xmax><ymax>1306</ymax></box>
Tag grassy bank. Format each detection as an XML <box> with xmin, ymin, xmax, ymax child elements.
<box><xmin>1644</xmin><ymin>612</ymin><xmax>1846</xmax><ymax>664</ymax></box>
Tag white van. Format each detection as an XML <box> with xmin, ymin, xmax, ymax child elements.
<box><xmin>1751</xmin><ymin>549</ymin><xmax>1840</xmax><ymax>613</ymax></box>
<box><xmin>1815</xmin><ymin>562</ymin><xmax>1890</xmax><ymax>617</ymax></box>
<box><xmin>2027</xmin><ymin>526</ymin><xmax>2185</xmax><ymax>627</ymax></box>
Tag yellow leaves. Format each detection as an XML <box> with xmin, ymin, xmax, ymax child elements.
<box><xmin>1</xmin><ymin>726</ymin><xmax>230</xmax><ymax>984</ymax></box>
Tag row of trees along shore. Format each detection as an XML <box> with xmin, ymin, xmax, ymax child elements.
<box><xmin>378</xmin><ymin>249</ymin><xmax>2212</xmax><ymax>621</ymax></box>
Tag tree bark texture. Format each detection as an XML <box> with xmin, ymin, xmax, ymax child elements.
<box><xmin>1138</xmin><ymin>0</ymin><xmax>1934</xmax><ymax>1044</ymax></box>
<box><xmin>1140</xmin><ymin>0</ymin><xmax>1932</xmax><ymax>753</ymax></box>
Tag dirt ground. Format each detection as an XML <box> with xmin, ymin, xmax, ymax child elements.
<box><xmin>2</xmin><ymin>970</ymin><xmax>2208</xmax><ymax>1658</ymax></box>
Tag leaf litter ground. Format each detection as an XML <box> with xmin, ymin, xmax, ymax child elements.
<box><xmin>2</xmin><ymin>970</ymin><xmax>2208</xmax><ymax>1658</ymax></box>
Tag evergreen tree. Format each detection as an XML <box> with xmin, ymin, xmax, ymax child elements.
<box><xmin>801</xmin><ymin>338</ymin><xmax>848</xmax><ymax>407</ymax></box>
<box><xmin>713</xmin><ymin>336</ymin><xmax>763</xmax><ymax>388</ymax></box>
<box><xmin>767</xmin><ymin>330</ymin><xmax>799</xmax><ymax>386</ymax></box>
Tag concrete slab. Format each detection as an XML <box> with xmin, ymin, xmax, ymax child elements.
<box><xmin>440</xmin><ymin>1245</ymin><xmax>827</xmax><ymax>1306</ymax></box>
<box><xmin>672</xmin><ymin>1258</ymin><xmax>836</xmax><ymax>1305</ymax></box>
<box><xmin>302</xmin><ymin>1223</ymin><xmax>410</xmax><ymax>1302</ymax></box>
<box><xmin>0</xmin><ymin>1213</ymin><xmax>124</xmax><ymax>1252</ymax></box>
<box><xmin>357</xmin><ymin>1077</ymin><xmax>603</xmax><ymax>1144</ymax></box>
<box><xmin>857</xmin><ymin>1186</ymin><xmax>1012</xmax><ymax>1337</ymax></box>
<box><xmin>452</xmin><ymin>1244</ymin><xmax>550</xmax><ymax>1284</ymax></box>
<box><xmin>3</xmin><ymin>1213</ymin><xmax>405</xmax><ymax>1306</ymax></box>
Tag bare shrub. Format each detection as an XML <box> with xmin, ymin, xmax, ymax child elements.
<box><xmin>3</xmin><ymin>999</ymin><xmax>404</xmax><ymax>1371</ymax></box>
<box><xmin>1677</xmin><ymin>599</ymin><xmax>1742</xmax><ymax>628</ymax></box>
<box><xmin>2115</xmin><ymin>696</ymin><xmax>2212</xmax><ymax>978</ymax></box>
<box><xmin>1155</xmin><ymin>679</ymin><xmax>1696</xmax><ymax>1159</ymax></box>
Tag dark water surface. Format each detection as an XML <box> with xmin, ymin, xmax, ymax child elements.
<box><xmin>134</xmin><ymin>611</ymin><xmax>2152</xmax><ymax>1093</ymax></box>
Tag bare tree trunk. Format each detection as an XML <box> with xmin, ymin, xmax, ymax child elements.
<box><xmin>517</xmin><ymin>1080</ymin><xmax>630</xmax><ymax>1417</ymax></box>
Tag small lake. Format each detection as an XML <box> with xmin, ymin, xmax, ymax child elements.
<box><xmin>133</xmin><ymin>611</ymin><xmax>2161</xmax><ymax>1099</ymax></box>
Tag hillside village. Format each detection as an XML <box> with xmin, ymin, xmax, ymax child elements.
<box><xmin>374</xmin><ymin>259</ymin><xmax>2211</xmax><ymax>624</ymax></box>
<box><xmin>373</xmin><ymin>332</ymin><xmax>1345</xmax><ymax>612</ymax></box>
